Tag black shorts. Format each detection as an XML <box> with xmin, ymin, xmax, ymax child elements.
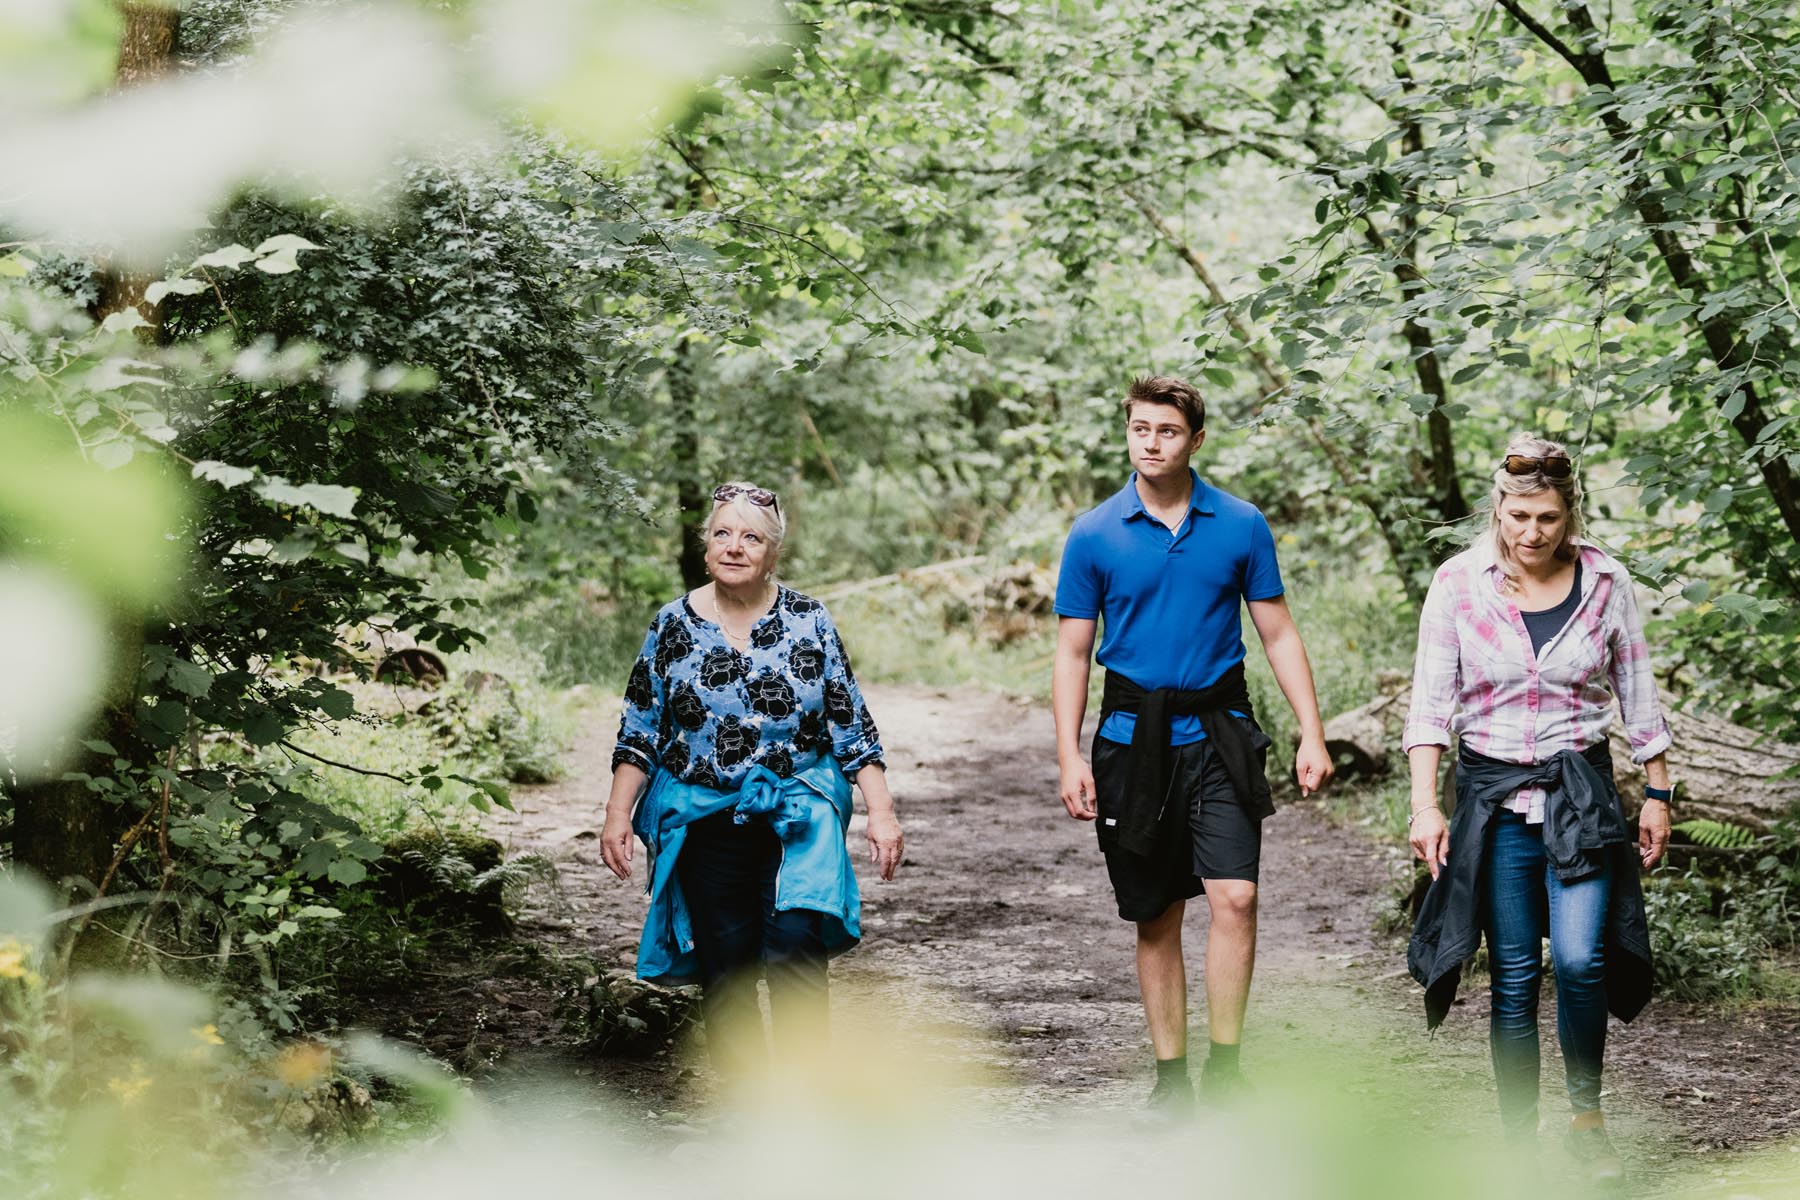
<box><xmin>1092</xmin><ymin>733</ymin><xmax>1263</xmax><ymax>923</ymax></box>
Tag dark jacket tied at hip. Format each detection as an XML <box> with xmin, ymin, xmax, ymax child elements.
<box><xmin>1100</xmin><ymin>662</ymin><xmax>1275</xmax><ymax>859</ymax></box>
<box><xmin>1407</xmin><ymin>741</ymin><xmax>1654</xmax><ymax>1030</ymax></box>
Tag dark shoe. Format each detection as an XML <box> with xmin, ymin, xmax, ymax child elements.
<box><xmin>1564</xmin><ymin>1113</ymin><xmax>1625</xmax><ymax>1185</ymax></box>
<box><xmin>1198</xmin><ymin>1065</ymin><xmax>1252</xmax><ymax>1109</ymax></box>
<box><xmin>1142</xmin><ymin>1074</ymin><xmax>1195</xmax><ymax>1120</ymax></box>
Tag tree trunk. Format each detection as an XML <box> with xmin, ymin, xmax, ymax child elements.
<box><xmin>9</xmin><ymin>3</ymin><xmax>179</xmax><ymax>901</ymax></box>
<box><xmin>669</xmin><ymin>344</ymin><xmax>709</xmax><ymax>591</ymax></box>
<box><xmin>1381</xmin><ymin>13</ymin><xmax>1470</xmax><ymax>539</ymax></box>
<box><xmin>90</xmin><ymin>2</ymin><xmax>184</xmax><ymax>333</ymax></box>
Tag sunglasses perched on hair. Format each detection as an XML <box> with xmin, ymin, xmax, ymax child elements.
<box><xmin>1502</xmin><ymin>454</ymin><xmax>1574</xmax><ymax>479</ymax></box>
<box><xmin>713</xmin><ymin>484</ymin><xmax>781</xmax><ymax>515</ymax></box>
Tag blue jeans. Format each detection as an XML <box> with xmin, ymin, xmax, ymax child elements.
<box><xmin>1483</xmin><ymin>810</ymin><xmax>1613</xmax><ymax>1134</ymax></box>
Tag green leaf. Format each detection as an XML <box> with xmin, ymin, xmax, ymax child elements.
<box><xmin>253</xmin><ymin>234</ymin><xmax>323</xmax><ymax>256</ymax></box>
<box><xmin>91</xmin><ymin>439</ymin><xmax>134</xmax><ymax>469</ymax></box>
<box><xmin>100</xmin><ymin>308</ymin><xmax>149</xmax><ymax>334</ymax></box>
<box><xmin>946</xmin><ymin>327</ymin><xmax>987</xmax><ymax>355</ymax></box>
<box><xmin>312</xmin><ymin>686</ymin><xmax>354</xmax><ymax>720</ymax></box>
<box><xmin>192</xmin><ymin>460</ymin><xmax>256</xmax><ymax>489</ymax></box>
<box><xmin>164</xmin><ymin>658</ymin><xmax>213</xmax><ymax>698</ymax></box>
<box><xmin>191</xmin><ymin>244</ymin><xmax>258</xmax><ymax>270</ymax></box>
<box><xmin>143</xmin><ymin>277</ymin><xmax>208</xmax><ymax>305</ymax></box>
<box><xmin>1450</xmin><ymin>362</ymin><xmax>1487</xmax><ymax>385</ymax></box>
<box><xmin>0</xmin><ymin>254</ymin><xmax>32</xmax><ymax>278</ymax></box>
<box><xmin>1704</xmin><ymin>487</ymin><xmax>1734</xmax><ymax>514</ymax></box>
<box><xmin>326</xmin><ymin>860</ymin><xmax>368</xmax><ymax>886</ymax></box>
<box><xmin>81</xmin><ymin>739</ymin><xmax>119</xmax><ymax>756</ymax></box>
<box><xmin>254</xmin><ymin>477</ymin><xmax>359</xmax><ymax>518</ymax></box>
<box><xmin>242</xmin><ymin>711</ymin><xmax>285</xmax><ymax>746</ymax></box>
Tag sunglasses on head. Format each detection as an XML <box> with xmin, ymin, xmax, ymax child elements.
<box><xmin>713</xmin><ymin>484</ymin><xmax>781</xmax><ymax>515</ymax></box>
<box><xmin>1502</xmin><ymin>454</ymin><xmax>1573</xmax><ymax>479</ymax></box>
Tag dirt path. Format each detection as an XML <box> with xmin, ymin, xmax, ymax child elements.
<box><xmin>466</xmin><ymin>684</ymin><xmax>1800</xmax><ymax>1187</ymax></box>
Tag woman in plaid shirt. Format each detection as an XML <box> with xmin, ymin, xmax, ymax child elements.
<box><xmin>1403</xmin><ymin>436</ymin><xmax>1673</xmax><ymax>1181</ymax></box>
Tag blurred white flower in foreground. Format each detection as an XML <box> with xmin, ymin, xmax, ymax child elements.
<box><xmin>0</xmin><ymin>0</ymin><xmax>774</xmax><ymax>259</ymax></box>
<box><xmin>0</xmin><ymin>562</ymin><xmax>108</xmax><ymax>782</ymax></box>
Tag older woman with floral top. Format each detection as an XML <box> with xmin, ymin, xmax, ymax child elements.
<box><xmin>601</xmin><ymin>481</ymin><xmax>903</xmax><ymax>1076</ymax></box>
<box><xmin>1403</xmin><ymin>436</ymin><xmax>1673</xmax><ymax>1182</ymax></box>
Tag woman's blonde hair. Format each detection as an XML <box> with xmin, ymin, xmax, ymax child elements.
<box><xmin>1485</xmin><ymin>434</ymin><xmax>1582</xmax><ymax>588</ymax></box>
<box><xmin>702</xmin><ymin>480</ymin><xmax>787</xmax><ymax>570</ymax></box>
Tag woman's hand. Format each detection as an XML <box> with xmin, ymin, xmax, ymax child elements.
<box><xmin>600</xmin><ymin>761</ymin><xmax>647</xmax><ymax>882</ymax></box>
<box><xmin>1409</xmin><ymin>803</ymin><xmax>1450</xmax><ymax>881</ymax></box>
<box><xmin>1638</xmin><ymin>798</ymin><xmax>1671</xmax><ymax>869</ymax></box>
<box><xmin>867</xmin><ymin>810</ymin><xmax>904</xmax><ymax>881</ymax></box>
<box><xmin>601</xmin><ymin>804</ymin><xmax>636</xmax><ymax>880</ymax></box>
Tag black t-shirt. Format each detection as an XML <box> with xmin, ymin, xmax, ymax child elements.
<box><xmin>1520</xmin><ymin>561</ymin><xmax>1583</xmax><ymax>655</ymax></box>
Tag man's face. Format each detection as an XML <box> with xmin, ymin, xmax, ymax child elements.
<box><xmin>1125</xmin><ymin>401</ymin><xmax>1205</xmax><ymax>484</ymax></box>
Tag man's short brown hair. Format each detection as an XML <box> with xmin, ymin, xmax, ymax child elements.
<box><xmin>1123</xmin><ymin>375</ymin><xmax>1206</xmax><ymax>433</ymax></box>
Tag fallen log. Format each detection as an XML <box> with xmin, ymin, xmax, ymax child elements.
<box><xmin>1324</xmin><ymin>680</ymin><xmax>1800</xmax><ymax>830</ymax></box>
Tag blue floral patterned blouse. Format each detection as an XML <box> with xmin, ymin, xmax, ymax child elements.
<box><xmin>612</xmin><ymin>586</ymin><xmax>884</xmax><ymax>789</ymax></box>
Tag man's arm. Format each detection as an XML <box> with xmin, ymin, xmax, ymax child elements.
<box><xmin>1053</xmin><ymin>616</ymin><xmax>1099</xmax><ymax>819</ymax></box>
<box><xmin>1246</xmin><ymin>596</ymin><xmax>1333</xmax><ymax>797</ymax></box>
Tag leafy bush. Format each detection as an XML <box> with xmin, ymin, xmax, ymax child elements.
<box><xmin>1645</xmin><ymin>865</ymin><xmax>1797</xmax><ymax>1001</ymax></box>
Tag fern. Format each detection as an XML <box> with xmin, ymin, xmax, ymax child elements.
<box><xmin>1673</xmin><ymin>819</ymin><xmax>1759</xmax><ymax>850</ymax></box>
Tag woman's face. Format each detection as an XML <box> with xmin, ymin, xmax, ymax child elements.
<box><xmin>1498</xmin><ymin>487</ymin><xmax>1569</xmax><ymax>570</ymax></box>
<box><xmin>705</xmin><ymin>504</ymin><xmax>774</xmax><ymax>589</ymax></box>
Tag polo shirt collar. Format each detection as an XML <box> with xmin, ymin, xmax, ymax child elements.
<box><xmin>1122</xmin><ymin>469</ymin><xmax>1214</xmax><ymax>522</ymax></box>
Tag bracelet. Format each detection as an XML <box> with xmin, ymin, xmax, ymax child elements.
<box><xmin>1644</xmin><ymin>784</ymin><xmax>1673</xmax><ymax>803</ymax></box>
<box><xmin>1408</xmin><ymin>805</ymin><xmax>1441</xmax><ymax>827</ymax></box>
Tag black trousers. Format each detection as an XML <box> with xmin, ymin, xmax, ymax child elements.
<box><xmin>675</xmin><ymin>810</ymin><xmax>829</xmax><ymax>1074</ymax></box>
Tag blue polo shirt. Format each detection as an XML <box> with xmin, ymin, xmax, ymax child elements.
<box><xmin>1054</xmin><ymin>471</ymin><xmax>1284</xmax><ymax>746</ymax></box>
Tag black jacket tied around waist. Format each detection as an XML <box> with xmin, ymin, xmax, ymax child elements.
<box><xmin>1099</xmin><ymin>663</ymin><xmax>1276</xmax><ymax>859</ymax></box>
<box><xmin>1407</xmin><ymin>740</ymin><xmax>1654</xmax><ymax>1029</ymax></box>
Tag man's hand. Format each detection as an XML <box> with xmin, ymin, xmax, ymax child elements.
<box><xmin>1639</xmin><ymin>798</ymin><xmax>1671</xmax><ymax>869</ymax></box>
<box><xmin>1059</xmin><ymin>755</ymin><xmax>1097</xmax><ymax>820</ymax></box>
<box><xmin>1295</xmin><ymin>736</ymin><xmax>1334</xmax><ymax>798</ymax></box>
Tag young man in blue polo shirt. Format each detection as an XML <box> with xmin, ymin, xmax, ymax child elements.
<box><xmin>1052</xmin><ymin>374</ymin><xmax>1333</xmax><ymax>1111</ymax></box>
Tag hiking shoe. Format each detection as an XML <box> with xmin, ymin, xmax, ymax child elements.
<box><xmin>1142</xmin><ymin>1074</ymin><xmax>1195</xmax><ymax>1121</ymax></box>
<box><xmin>1198</xmin><ymin>1065</ymin><xmax>1252</xmax><ymax>1109</ymax></box>
<box><xmin>1564</xmin><ymin>1113</ymin><xmax>1625</xmax><ymax>1185</ymax></box>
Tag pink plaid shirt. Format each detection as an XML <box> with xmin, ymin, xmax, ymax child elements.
<box><xmin>1403</xmin><ymin>542</ymin><xmax>1673</xmax><ymax>821</ymax></box>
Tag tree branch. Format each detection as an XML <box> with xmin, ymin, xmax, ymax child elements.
<box><xmin>278</xmin><ymin>739</ymin><xmax>414</xmax><ymax>785</ymax></box>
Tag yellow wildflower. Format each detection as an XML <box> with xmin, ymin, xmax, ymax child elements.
<box><xmin>0</xmin><ymin>946</ymin><xmax>25</xmax><ymax>979</ymax></box>
<box><xmin>191</xmin><ymin>1023</ymin><xmax>225</xmax><ymax>1046</ymax></box>
<box><xmin>273</xmin><ymin>1041</ymin><xmax>332</xmax><ymax>1089</ymax></box>
<box><xmin>108</xmin><ymin>1062</ymin><xmax>153</xmax><ymax>1104</ymax></box>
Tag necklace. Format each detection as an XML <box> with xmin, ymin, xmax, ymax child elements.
<box><xmin>710</xmin><ymin>585</ymin><xmax>772</xmax><ymax>647</ymax></box>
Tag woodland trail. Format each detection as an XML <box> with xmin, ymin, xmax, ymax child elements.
<box><xmin>452</xmin><ymin>684</ymin><xmax>1800</xmax><ymax>1191</ymax></box>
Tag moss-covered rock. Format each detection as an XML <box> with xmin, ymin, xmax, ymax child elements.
<box><xmin>583</xmin><ymin>968</ymin><xmax>700</xmax><ymax>1057</ymax></box>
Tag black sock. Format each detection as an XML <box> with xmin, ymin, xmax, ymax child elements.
<box><xmin>1155</xmin><ymin>1055</ymin><xmax>1189</xmax><ymax>1084</ymax></box>
<box><xmin>1206</xmin><ymin>1041</ymin><xmax>1240</xmax><ymax>1073</ymax></box>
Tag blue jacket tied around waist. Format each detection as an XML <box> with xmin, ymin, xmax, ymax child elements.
<box><xmin>632</xmin><ymin>756</ymin><xmax>861</xmax><ymax>982</ymax></box>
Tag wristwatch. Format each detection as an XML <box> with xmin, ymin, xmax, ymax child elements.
<box><xmin>1643</xmin><ymin>784</ymin><xmax>1673</xmax><ymax>804</ymax></box>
